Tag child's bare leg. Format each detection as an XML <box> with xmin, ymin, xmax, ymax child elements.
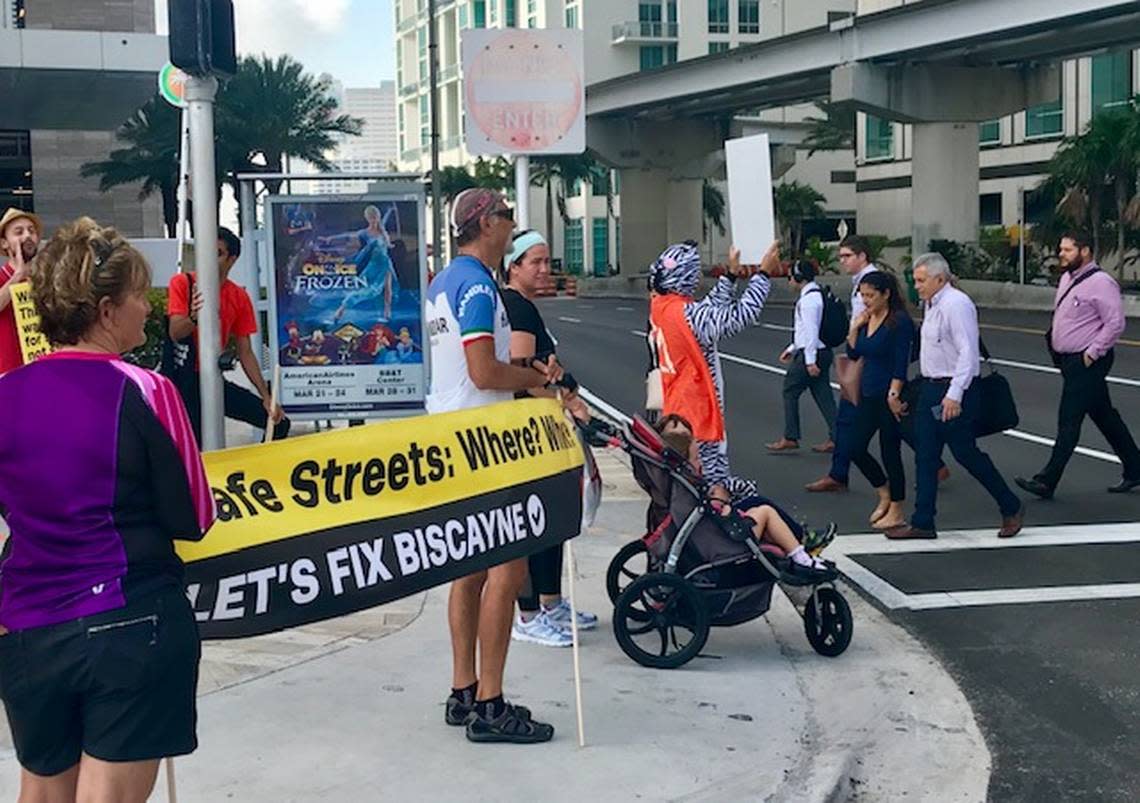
<box><xmin>741</xmin><ymin>504</ymin><xmax>800</xmax><ymax>553</ymax></box>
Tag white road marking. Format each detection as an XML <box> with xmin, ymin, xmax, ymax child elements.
<box><xmin>632</xmin><ymin>329</ymin><xmax>647</xmax><ymax>337</ymax></box>
<box><xmin>558</xmin><ymin>316</ymin><xmax>582</xmax><ymax>324</ymax></box>
<box><xmin>829</xmin><ymin>523</ymin><xmax>1140</xmax><ymax>610</ymax></box>
<box><xmin>760</xmin><ymin>323</ymin><xmax>794</xmax><ymax>332</ymax></box>
<box><xmin>988</xmin><ymin>357</ymin><xmax>1140</xmax><ymax>388</ymax></box>
<box><xmin>616</xmin><ymin>306</ymin><xmax>635</xmax><ymax>312</ymax></box>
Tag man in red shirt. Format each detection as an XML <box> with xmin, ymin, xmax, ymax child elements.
<box><xmin>0</xmin><ymin>208</ymin><xmax>42</xmax><ymax>375</ymax></box>
<box><xmin>167</xmin><ymin>227</ymin><xmax>289</xmax><ymax>442</ymax></box>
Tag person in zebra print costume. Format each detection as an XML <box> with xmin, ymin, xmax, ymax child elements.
<box><xmin>648</xmin><ymin>240</ymin><xmax>779</xmax><ymax>493</ymax></box>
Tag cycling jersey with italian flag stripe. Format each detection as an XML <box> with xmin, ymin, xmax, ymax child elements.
<box><xmin>424</xmin><ymin>255</ymin><xmax>512</xmax><ymax>413</ymax></box>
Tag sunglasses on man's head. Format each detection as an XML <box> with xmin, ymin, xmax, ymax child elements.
<box><xmin>490</xmin><ymin>207</ymin><xmax>515</xmax><ymax>222</ymax></box>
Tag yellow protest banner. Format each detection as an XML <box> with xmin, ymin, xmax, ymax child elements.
<box><xmin>180</xmin><ymin>397</ymin><xmax>586</xmax><ymax>639</ymax></box>
<box><xmin>8</xmin><ymin>282</ymin><xmax>51</xmax><ymax>364</ymax></box>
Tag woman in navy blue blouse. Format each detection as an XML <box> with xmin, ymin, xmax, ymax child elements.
<box><xmin>846</xmin><ymin>271</ymin><xmax>915</xmax><ymax>529</ymax></box>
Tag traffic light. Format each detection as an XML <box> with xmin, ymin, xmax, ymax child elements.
<box><xmin>168</xmin><ymin>0</ymin><xmax>237</xmax><ymax>77</ymax></box>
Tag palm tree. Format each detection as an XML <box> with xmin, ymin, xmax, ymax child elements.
<box><xmin>216</xmin><ymin>54</ymin><xmax>363</xmax><ymax>196</ymax></box>
<box><xmin>702</xmin><ymin>180</ymin><xmax>726</xmax><ymax>262</ymax></box>
<box><xmin>472</xmin><ymin>157</ymin><xmax>514</xmax><ymax>191</ymax></box>
<box><xmin>803</xmin><ymin>100</ymin><xmax>855</xmax><ymax>156</ymax></box>
<box><xmin>530</xmin><ymin>154</ymin><xmax>606</xmax><ymax>257</ymax></box>
<box><xmin>80</xmin><ymin>97</ymin><xmax>182</xmax><ymax>236</ymax></box>
<box><xmin>434</xmin><ymin>165</ymin><xmax>477</xmax><ymax>203</ymax></box>
<box><xmin>774</xmin><ymin>181</ymin><xmax>827</xmax><ymax>255</ymax></box>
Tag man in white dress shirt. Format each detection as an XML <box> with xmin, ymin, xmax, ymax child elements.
<box><xmin>768</xmin><ymin>260</ymin><xmax>837</xmax><ymax>452</ymax></box>
<box><xmin>887</xmin><ymin>253</ymin><xmax>1023</xmax><ymax>540</ymax></box>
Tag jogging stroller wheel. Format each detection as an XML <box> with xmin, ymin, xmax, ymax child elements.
<box><xmin>606</xmin><ymin>539</ymin><xmax>651</xmax><ymax>605</ymax></box>
<box><xmin>804</xmin><ymin>587</ymin><xmax>853</xmax><ymax>657</ymax></box>
<box><xmin>613</xmin><ymin>573</ymin><xmax>709</xmax><ymax>669</ymax></box>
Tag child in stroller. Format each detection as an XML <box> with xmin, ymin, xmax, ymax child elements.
<box><xmin>583</xmin><ymin>413</ymin><xmax>854</xmax><ymax>669</ymax></box>
<box><xmin>658</xmin><ymin>427</ymin><xmax>833</xmax><ymax>581</ymax></box>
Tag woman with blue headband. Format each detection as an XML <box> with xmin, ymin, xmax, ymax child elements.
<box><xmin>500</xmin><ymin>229</ymin><xmax>597</xmax><ymax>649</ymax></box>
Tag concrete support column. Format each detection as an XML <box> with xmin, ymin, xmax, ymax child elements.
<box><xmin>911</xmin><ymin>122</ymin><xmax>979</xmax><ymax>255</ymax></box>
<box><xmin>666</xmin><ymin>178</ymin><xmax>704</xmax><ymax>249</ymax></box>
<box><xmin>617</xmin><ymin>168</ymin><xmax>668</xmax><ymax>276</ymax></box>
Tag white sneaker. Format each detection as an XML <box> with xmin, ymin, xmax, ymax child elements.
<box><xmin>511</xmin><ymin>612</ymin><xmax>573</xmax><ymax>647</ymax></box>
<box><xmin>542</xmin><ymin>598</ymin><xmax>598</xmax><ymax>631</ymax></box>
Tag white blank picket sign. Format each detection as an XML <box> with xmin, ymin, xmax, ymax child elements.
<box><xmin>725</xmin><ymin>133</ymin><xmax>776</xmax><ymax>265</ymax></box>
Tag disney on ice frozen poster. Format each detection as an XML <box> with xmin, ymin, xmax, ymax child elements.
<box><xmin>266</xmin><ymin>191</ymin><xmax>428</xmax><ymax>419</ymax></box>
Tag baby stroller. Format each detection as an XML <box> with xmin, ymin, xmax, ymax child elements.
<box><xmin>581</xmin><ymin>415</ymin><xmax>853</xmax><ymax>669</ymax></box>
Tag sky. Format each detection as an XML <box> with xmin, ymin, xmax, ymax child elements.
<box><xmin>155</xmin><ymin>0</ymin><xmax>397</xmax><ymax>88</ymax></box>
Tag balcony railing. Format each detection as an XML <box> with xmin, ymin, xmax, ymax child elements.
<box><xmin>440</xmin><ymin>63</ymin><xmax>459</xmax><ymax>82</ymax></box>
<box><xmin>397</xmin><ymin>15</ymin><xmax>417</xmax><ymax>33</ymax></box>
<box><xmin>441</xmin><ymin>136</ymin><xmax>461</xmax><ymax>151</ymax></box>
<box><xmin>611</xmin><ymin>21</ymin><xmax>679</xmax><ymax>43</ymax></box>
<box><xmin>400</xmin><ymin>81</ymin><xmax>419</xmax><ymax>97</ymax></box>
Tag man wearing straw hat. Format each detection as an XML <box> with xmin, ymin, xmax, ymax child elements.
<box><xmin>0</xmin><ymin>208</ymin><xmax>42</xmax><ymax>375</ymax></box>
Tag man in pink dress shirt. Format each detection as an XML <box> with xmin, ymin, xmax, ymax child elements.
<box><xmin>1016</xmin><ymin>231</ymin><xmax>1140</xmax><ymax>499</ymax></box>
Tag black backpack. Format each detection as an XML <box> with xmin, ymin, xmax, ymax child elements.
<box><xmin>809</xmin><ymin>286</ymin><xmax>849</xmax><ymax>348</ymax></box>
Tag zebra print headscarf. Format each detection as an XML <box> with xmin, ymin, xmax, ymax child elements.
<box><xmin>649</xmin><ymin>240</ymin><xmax>702</xmax><ymax>297</ymax></box>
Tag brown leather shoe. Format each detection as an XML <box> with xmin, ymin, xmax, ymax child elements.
<box><xmin>805</xmin><ymin>475</ymin><xmax>847</xmax><ymax>493</ymax></box>
<box><xmin>766</xmin><ymin>438</ymin><xmax>799</xmax><ymax>452</ymax></box>
<box><xmin>938</xmin><ymin>466</ymin><xmax>951</xmax><ymax>483</ymax></box>
<box><xmin>998</xmin><ymin>505</ymin><xmax>1024</xmax><ymax>539</ymax></box>
<box><xmin>884</xmin><ymin>525</ymin><xmax>937</xmax><ymax>540</ymax></box>
<box><xmin>812</xmin><ymin>440</ymin><xmax>835</xmax><ymax>454</ymax></box>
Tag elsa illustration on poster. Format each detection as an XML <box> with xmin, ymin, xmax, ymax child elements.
<box><xmin>327</xmin><ymin>204</ymin><xmax>399</xmax><ymax>323</ymax></box>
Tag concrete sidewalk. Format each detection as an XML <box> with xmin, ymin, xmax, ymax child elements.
<box><xmin>0</xmin><ymin>448</ymin><xmax>990</xmax><ymax>802</ymax></box>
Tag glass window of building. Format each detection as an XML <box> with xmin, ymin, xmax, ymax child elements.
<box><xmin>614</xmin><ymin>219</ymin><xmax>621</xmax><ymax>271</ymax></box>
<box><xmin>739</xmin><ymin>0</ymin><xmax>760</xmax><ymax>34</ymax></box>
<box><xmin>1091</xmin><ymin>51</ymin><xmax>1132</xmax><ymax>115</ymax></box>
<box><xmin>865</xmin><ymin>115</ymin><xmax>893</xmax><ymax>160</ymax></box>
<box><xmin>639</xmin><ymin>2</ymin><xmax>661</xmax><ymax>36</ymax></box>
<box><xmin>708</xmin><ymin>0</ymin><xmax>729</xmax><ymax>34</ymax></box>
<box><xmin>666</xmin><ymin>44</ymin><xmax>678</xmax><ymax>64</ymax></box>
<box><xmin>709</xmin><ymin>41</ymin><xmax>729</xmax><ymax>54</ymax></box>
<box><xmin>489</xmin><ymin>0</ymin><xmax>497</xmax><ymax>25</ymax></box>
<box><xmin>418</xmin><ymin>28</ymin><xmax>427</xmax><ymax>82</ymax></box>
<box><xmin>979</xmin><ymin>119</ymin><xmax>1001</xmax><ymax>146</ymax></box>
<box><xmin>640</xmin><ymin>46</ymin><xmax>665</xmax><ymax>71</ymax></box>
<box><xmin>473</xmin><ymin>0</ymin><xmax>486</xmax><ymax>28</ymax></box>
<box><xmin>667</xmin><ymin>0</ymin><xmax>677</xmax><ymax>24</ymax></box>
<box><xmin>1025</xmin><ymin>99</ymin><xmax>1062</xmax><ymax>139</ymax></box>
<box><xmin>564</xmin><ymin>3</ymin><xmax>578</xmax><ymax>29</ymax></box>
<box><xmin>419</xmin><ymin>96</ymin><xmax>430</xmax><ymax>146</ymax></box>
<box><xmin>459</xmin><ymin>3</ymin><xmax>469</xmax><ymax>27</ymax></box>
<box><xmin>592</xmin><ymin>218</ymin><xmax>609</xmax><ymax>276</ymax></box>
<box><xmin>505</xmin><ymin>0</ymin><xmax>516</xmax><ymax>26</ymax></box>
<box><xmin>564</xmin><ymin>220</ymin><xmax>584</xmax><ymax>274</ymax></box>
<box><xmin>0</xmin><ymin>132</ymin><xmax>33</xmax><ymax>214</ymax></box>
<box><xmin>979</xmin><ymin>193</ymin><xmax>1003</xmax><ymax>227</ymax></box>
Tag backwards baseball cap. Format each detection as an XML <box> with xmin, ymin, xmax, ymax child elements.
<box><xmin>450</xmin><ymin>188</ymin><xmax>510</xmax><ymax>237</ymax></box>
<box><xmin>0</xmin><ymin>207</ymin><xmax>42</xmax><ymax>239</ymax></box>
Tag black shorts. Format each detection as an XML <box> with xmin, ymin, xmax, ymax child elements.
<box><xmin>0</xmin><ymin>588</ymin><xmax>201</xmax><ymax>776</ymax></box>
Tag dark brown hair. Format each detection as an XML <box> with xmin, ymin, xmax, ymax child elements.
<box><xmin>840</xmin><ymin>235</ymin><xmax>872</xmax><ymax>261</ymax></box>
<box><xmin>30</xmin><ymin>217</ymin><xmax>151</xmax><ymax>346</ymax></box>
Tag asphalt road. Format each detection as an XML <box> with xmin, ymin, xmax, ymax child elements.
<box><xmin>542</xmin><ymin>294</ymin><xmax>1140</xmax><ymax>802</ymax></box>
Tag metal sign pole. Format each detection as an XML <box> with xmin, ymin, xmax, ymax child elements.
<box><xmin>186</xmin><ymin>74</ymin><xmax>225</xmax><ymax>451</ymax></box>
<box><xmin>515</xmin><ymin>155</ymin><xmax>530</xmax><ymax>230</ymax></box>
<box><xmin>428</xmin><ymin>0</ymin><xmax>444</xmax><ymax>274</ymax></box>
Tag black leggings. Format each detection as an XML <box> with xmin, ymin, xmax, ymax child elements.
<box><xmin>849</xmin><ymin>394</ymin><xmax>906</xmax><ymax>501</ymax></box>
<box><xmin>518</xmin><ymin>544</ymin><xmax>564</xmax><ymax>613</ymax></box>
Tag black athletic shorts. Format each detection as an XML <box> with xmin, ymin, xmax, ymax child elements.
<box><xmin>0</xmin><ymin>587</ymin><xmax>201</xmax><ymax>776</ymax></box>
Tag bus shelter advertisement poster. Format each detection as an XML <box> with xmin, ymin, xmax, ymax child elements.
<box><xmin>267</xmin><ymin>194</ymin><xmax>427</xmax><ymax>419</ymax></box>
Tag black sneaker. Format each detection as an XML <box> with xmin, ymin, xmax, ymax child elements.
<box><xmin>465</xmin><ymin>703</ymin><xmax>553</xmax><ymax>744</ymax></box>
<box><xmin>446</xmin><ymin>695</ymin><xmax>531</xmax><ymax>727</ymax></box>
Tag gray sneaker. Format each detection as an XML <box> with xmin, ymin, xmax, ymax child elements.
<box><xmin>511</xmin><ymin>612</ymin><xmax>573</xmax><ymax>647</ymax></box>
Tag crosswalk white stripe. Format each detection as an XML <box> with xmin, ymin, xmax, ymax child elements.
<box><xmin>831</xmin><ymin>522</ymin><xmax>1140</xmax><ymax>556</ymax></box>
<box><xmin>905</xmin><ymin>583</ymin><xmax>1140</xmax><ymax>610</ymax></box>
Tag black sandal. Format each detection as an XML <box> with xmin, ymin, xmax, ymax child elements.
<box><xmin>465</xmin><ymin>703</ymin><xmax>553</xmax><ymax>743</ymax></box>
